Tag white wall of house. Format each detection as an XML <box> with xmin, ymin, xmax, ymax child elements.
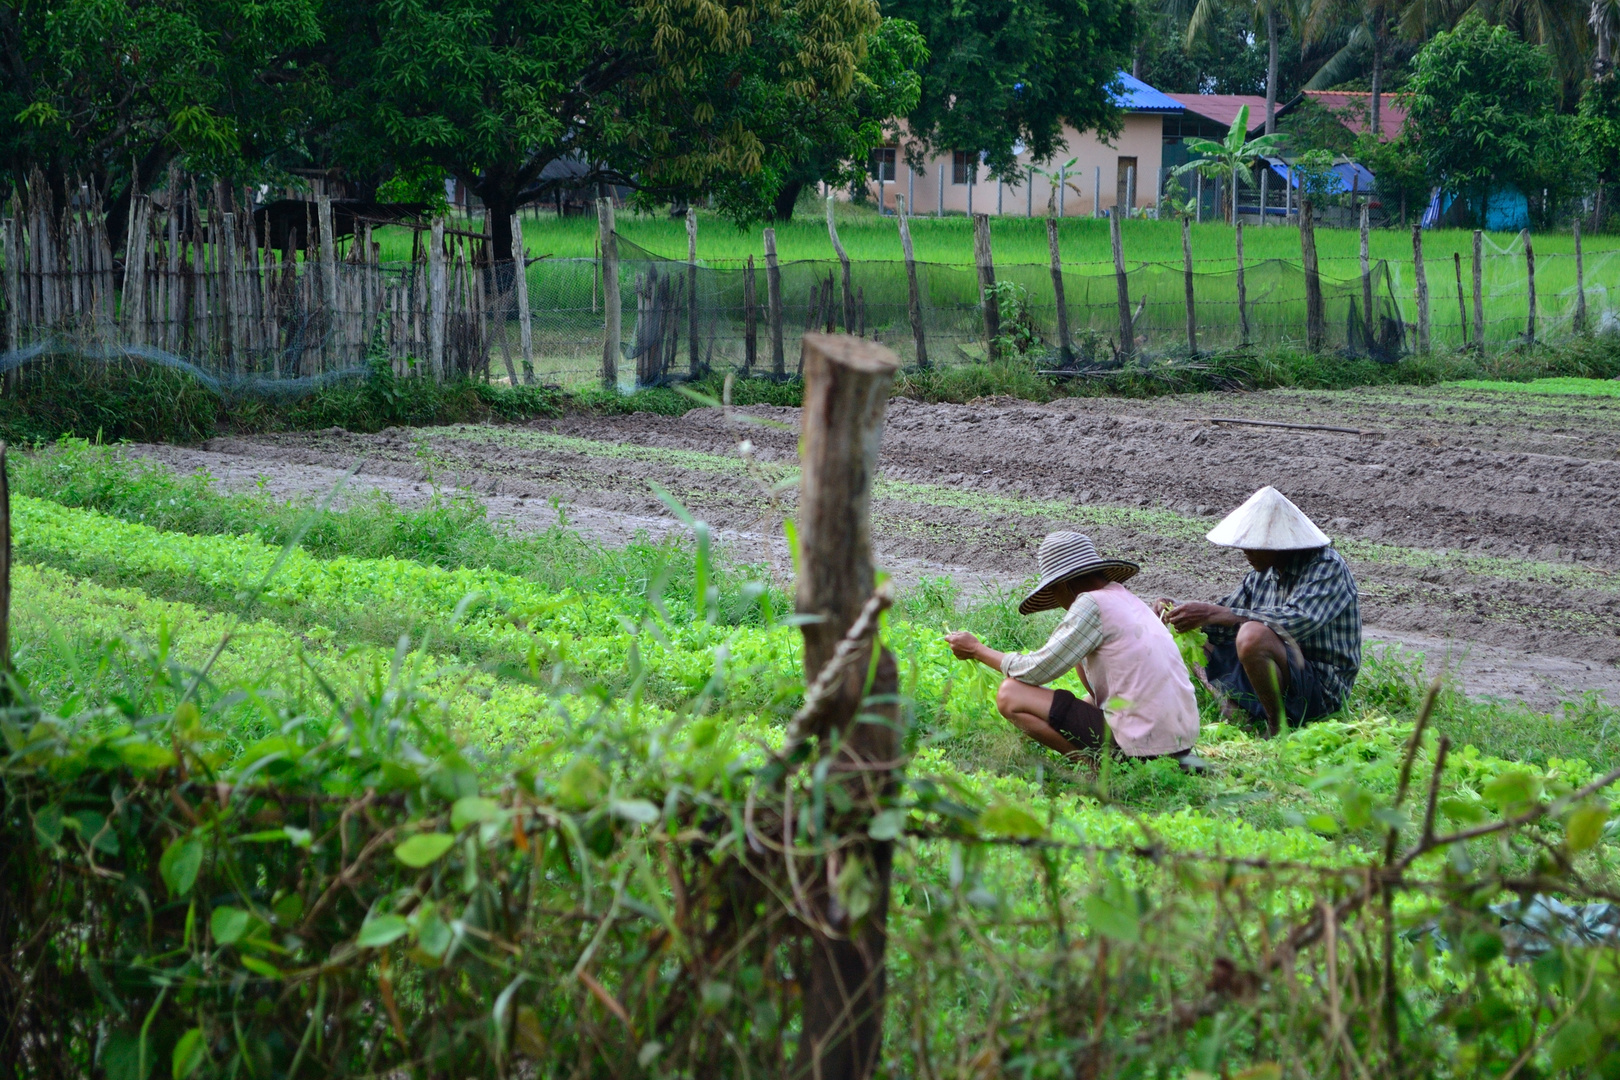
<box><xmin>849</xmin><ymin>113</ymin><xmax>1168</xmax><ymax>217</ymax></box>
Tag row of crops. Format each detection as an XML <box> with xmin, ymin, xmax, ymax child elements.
<box><xmin>5</xmin><ymin>442</ymin><xmax>1619</xmax><ymax>1077</ymax></box>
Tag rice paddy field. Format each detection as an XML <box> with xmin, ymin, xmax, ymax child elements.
<box><xmin>376</xmin><ymin>208</ymin><xmax>1620</xmax><ymax>386</ymax></box>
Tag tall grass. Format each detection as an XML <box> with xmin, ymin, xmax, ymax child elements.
<box><xmin>376</xmin><ymin>203</ymin><xmax>1620</xmax><ymax>268</ymax></box>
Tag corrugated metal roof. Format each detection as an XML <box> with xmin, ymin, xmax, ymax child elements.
<box><xmin>1111</xmin><ymin>71</ymin><xmax>1185</xmax><ymax>113</ymax></box>
<box><xmin>1165</xmin><ymin>94</ymin><xmax>1269</xmax><ymax>131</ymax></box>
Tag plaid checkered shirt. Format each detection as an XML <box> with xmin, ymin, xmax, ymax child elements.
<box><xmin>1205</xmin><ymin>545</ymin><xmax>1362</xmax><ymax>708</ymax></box>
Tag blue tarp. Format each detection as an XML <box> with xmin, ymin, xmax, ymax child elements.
<box><xmin>1111</xmin><ymin>71</ymin><xmax>1185</xmax><ymax>113</ymax></box>
<box><xmin>1262</xmin><ymin>157</ymin><xmax>1377</xmax><ymax>194</ymax></box>
<box><xmin>1422</xmin><ymin>186</ymin><xmax>1530</xmax><ymax>231</ymax></box>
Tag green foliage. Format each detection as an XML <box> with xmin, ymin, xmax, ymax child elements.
<box><xmin>886</xmin><ymin>0</ymin><xmax>1136</xmax><ymax>182</ymax></box>
<box><xmin>6</xmin><ymin>466</ymin><xmax>1620</xmax><ymax>1075</ymax></box>
<box><xmin>320</xmin><ymin>0</ymin><xmax>884</xmax><ymax>255</ymax></box>
<box><xmin>0</xmin><ymin>0</ymin><xmax>321</xmax><ymax>211</ymax></box>
<box><xmin>1577</xmin><ymin>75</ymin><xmax>1620</xmax><ymax>187</ymax></box>
<box><xmin>1291</xmin><ymin>148</ymin><xmax>1342</xmax><ymax>206</ymax></box>
<box><xmin>1406</xmin><ymin>17</ymin><xmax>1583</xmax><ymax>227</ymax></box>
<box><xmin>694</xmin><ymin>17</ymin><xmax>926</xmax><ymax>223</ymax></box>
<box><xmin>1277</xmin><ymin>97</ymin><xmax>1361</xmax><ymax>157</ymax></box>
<box><xmin>986</xmin><ymin>280</ymin><xmax>1044</xmax><ymax>358</ymax></box>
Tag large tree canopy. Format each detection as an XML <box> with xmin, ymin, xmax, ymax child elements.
<box><xmin>0</xmin><ymin>0</ymin><xmax>321</xmax><ymax>246</ymax></box>
<box><xmin>1405</xmin><ymin>15</ymin><xmax>1579</xmax><ymax>225</ymax></box>
<box><xmin>882</xmin><ymin>0</ymin><xmax>1135</xmax><ymax>181</ymax></box>
<box><xmin>317</xmin><ymin>0</ymin><xmax>884</xmax><ymax>254</ymax></box>
<box><xmin>668</xmin><ymin>16</ymin><xmax>925</xmax><ymax>222</ymax></box>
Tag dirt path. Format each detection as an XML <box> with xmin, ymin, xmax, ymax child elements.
<box><xmin>129</xmin><ymin>383</ymin><xmax>1620</xmax><ymax>711</ymax></box>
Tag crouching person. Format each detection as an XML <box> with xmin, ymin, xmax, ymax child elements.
<box><xmin>944</xmin><ymin>532</ymin><xmax>1199</xmax><ymax>762</ymax></box>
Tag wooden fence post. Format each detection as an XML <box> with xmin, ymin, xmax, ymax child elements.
<box><xmin>896</xmin><ymin>195</ymin><xmax>929</xmax><ymax>368</ymax></box>
<box><xmin>1236</xmin><ymin>219</ymin><xmax>1249</xmax><ymax>345</ymax></box>
<box><xmin>1575</xmin><ymin>218</ymin><xmax>1588</xmax><ymax>334</ymax></box>
<box><xmin>428</xmin><ymin>217</ymin><xmax>447</xmax><ymax>380</ymax></box>
<box><xmin>827</xmin><ymin>197</ymin><xmax>856</xmax><ymax>332</ymax></box>
<box><xmin>1454</xmin><ymin>253</ymin><xmax>1468</xmax><ymax>348</ymax></box>
<box><xmin>791</xmin><ymin>333</ymin><xmax>900</xmax><ymax>1080</ymax></box>
<box><xmin>687</xmin><ymin>207</ymin><xmax>700</xmax><ymax>376</ymax></box>
<box><xmin>1412</xmin><ymin>225</ymin><xmax>1429</xmax><ymax>354</ymax></box>
<box><xmin>1472</xmin><ymin>230</ymin><xmax>1485</xmax><ymax>349</ymax></box>
<box><xmin>764</xmin><ymin>228</ymin><xmax>785</xmax><ymax>377</ymax></box>
<box><xmin>972</xmin><ymin>213</ymin><xmax>999</xmax><ymax>358</ymax></box>
<box><xmin>1360</xmin><ymin>205</ymin><xmax>1374</xmax><ymax>352</ymax></box>
<box><xmin>511</xmin><ymin>213</ymin><xmax>534</xmax><ymax>383</ymax></box>
<box><xmin>1182</xmin><ymin>217</ymin><xmax>1197</xmax><ymax>353</ymax></box>
<box><xmin>1046</xmin><ymin>217</ymin><xmax>1072</xmax><ymax>365</ymax></box>
<box><xmin>1300</xmin><ymin>200</ymin><xmax>1324</xmax><ymax>352</ymax></box>
<box><xmin>599</xmin><ymin>197</ymin><xmax>621</xmax><ymax>388</ymax></box>
<box><xmin>1111</xmin><ymin>207</ymin><xmax>1133</xmax><ymax>358</ymax></box>
<box><xmin>1522</xmin><ymin>228</ymin><xmax>1536</xmax><ymax>345</ymax></box>
<box><xmin>3</xmin><ymin>214</ymin><xmax>20</xmax><ymax>351</ymax></box>
<box><xmin>743</xmin><ymin>254</ymin><xmax>758</xmax><ymax>374</ymax></box>
<box><xmin>317</xmin><ymin>194</ymin><xmax>340</xmax><ymax>361</ymax></box>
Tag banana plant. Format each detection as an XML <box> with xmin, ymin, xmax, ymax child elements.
<box><xmin>1173</xmin><ymin>105</ymin><xmax>1287</xmax><ymax>225</ymax></box>
<box><xmin>1028</xmin><ymin>156</ymin><xmax>1081</xmax><ymax>216</ymax></box>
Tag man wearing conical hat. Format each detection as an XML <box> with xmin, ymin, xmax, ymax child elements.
<box><xmin>1159</xmin><ymin>486</ymin><xmax>1361</xmax><ymax>738</ymax></box>
<box><xmin>944</xmin><ymin>532</ymin><xmax>1199</xmax><ymax>761</ymax></box>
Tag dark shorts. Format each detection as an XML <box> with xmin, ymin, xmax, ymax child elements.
<box><xmin>1048</xmin><ymin>689</ymin><xmax>1189</xmax><ymax>762</ymax></box>
<box><xmin>1204</xmin><ymin>640</ymin><xmax>1340</xmax><ymax>728</ymax></box>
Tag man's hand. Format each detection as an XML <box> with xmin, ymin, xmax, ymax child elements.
<box><xmin>1165</xmin><ymin>601</ymin><xmax>1238</xmax><ymax>633</ymax></box>
<box><xmin>1151</xmin><ymin>598</ymin><xmax>1174</xmax><ymax>618</ymax></box>
<box><xmin>944</xmin><ymin>631</ymin><xmax>983</xmax><ymax>660</ymax></box>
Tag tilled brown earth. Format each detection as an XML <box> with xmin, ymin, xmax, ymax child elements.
<box><xmin>131</xmin><ymin>383</ymin><xmax>1620</xmax><ymax>709</ymax></box>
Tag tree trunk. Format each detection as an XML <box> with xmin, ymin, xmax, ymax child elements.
<box><xmin>1370</xmin><ymin>32</ymin><xmax>1383</xmax><ymax>138</ymax></box>
<box><xmin>773</xmin><ymin>181</ymin><xmax>805</xmax><ymax>222</ymax></box>
<box><xmin>1265</xmin><ymin>4</ymin><xmax>1279</xmax><ymax>134</ymax></box>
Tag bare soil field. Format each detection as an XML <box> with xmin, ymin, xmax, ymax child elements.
<box><xmin>133</xmin><ymin>381</ymin><xmax>1620</xmax><ymax>710</ymax></box>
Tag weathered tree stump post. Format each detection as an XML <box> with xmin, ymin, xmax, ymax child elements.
<box><xmin>1111</xmin><ymin>207</ymin><xmax>1134</xmax><ymax>359</ymax></box>
<box><xmin>1182</xmin><ymin>217</ymin><xmax>1197</xmax><ymax>353</ymax></box>
<box><xmin>1575</xmin><ymin>219</ymin><xmax>1588</xmax><ymax>334</ymax></box>
<box><xmin>1522</xmin><ymin>228</ymin><xmax>1536</xmax><ymax>345</ymax></box>
<box><xmin>827</xmin><ymin>197</ymin><xmax>856</xmax><ymax>332</ymax></box>
<box><xmin>1412</xmin><ymin>225</ymin><xmax>1430</xmax><ymax>354</ymax></box>
<box><xmin>791</xmin><ymin>333</ymin><xmax>900</xmax><ymax>1080</ymax></box>
<box><xmin>1300</xmin><ymin>200</ymin><xmax>1324</xmax><ymax>352</ymax></box>
<box><xmin>1047</xmin><ymin>217</ymin><xmax>1073</xmax><ymax>365</ymax></box>
<box><xmin>896</xmin><ymin>195</ymin><xmax>929</xmax><ymax>368</ymax></box>
<box><xmin>1472</xmin><ymin>230</ymin><xmax>1485</xmax><ymax>349</ymax></box>
<box><xmin>743</xmin><ymin>254</ymin><xmax>758</xmax><ymax>373</ymax></box>
<box><xmin>764</xmin><ymin>228</ymin><xmax>785</xmax><ymax>377</ymax></box>
<box><xmin>598</xmin><ymin>197</ymin><xmax>621</xmax><ymax>388</ymax></box>
<box><xmin>510</xmin><ymin>213</ymin><xmax>534</xmax><ymax>383</ymax></box>
<box><xmin>973</xmin><ymin>213</ymin><xmax>999</xmax><ymax>358</ymax></box>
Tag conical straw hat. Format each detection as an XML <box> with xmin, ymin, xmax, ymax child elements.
<box><xmin>1205</xmin><ymin>486</ymin><xmax>1331</xmax><ymax>550</ymax></box>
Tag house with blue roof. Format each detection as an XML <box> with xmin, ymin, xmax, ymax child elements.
<box><xmin>858</xmin><ymin>71</ymin><xmax>1185</xmax><ymax>218</ymax></box>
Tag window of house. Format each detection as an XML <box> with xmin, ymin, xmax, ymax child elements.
<box><xmin>869</xmin><ymin>146</ymin><xmax>897</xmax><ymax>182</ymax></box>
<box><xmin>952</xmin><ymin>150</ymin><xmax>976</xmax><ymax>186</ymax></box>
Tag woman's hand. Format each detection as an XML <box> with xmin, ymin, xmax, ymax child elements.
<box><xmin>944</xmin><ymin>631</ymin><xmax>984</xmax><ymax>661</ymax></box>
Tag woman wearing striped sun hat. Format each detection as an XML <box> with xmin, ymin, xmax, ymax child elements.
<box><xmin>945</xmin><ymin>531</ymin><xmax>1199</xmax><ymax>762</ymax></box>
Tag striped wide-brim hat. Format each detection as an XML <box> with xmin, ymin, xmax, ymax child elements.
<box><xmin>1018</xmin><ymin>531</ymin><xmax>1140</xmax><ymax>615</ymax></box>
